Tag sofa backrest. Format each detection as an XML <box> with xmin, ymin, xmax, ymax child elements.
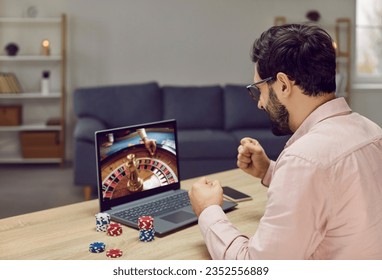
<box><xmin>73</xmin><ymin>82</ymin><xmax>271</xmax><ymax>131</ymax></box>
<box><xmin>162</xmin><ymin>85</ymin><xmax>224</xmax><ymax>129</ymax></box>
<box><xmin>73</xmin><ymin>82</ymin><xmax>162</xmax><ymax>127</ymax></box>
<box><xmin>223</xmin><ymin>84</ymin><xmax>271</xmax><ymax>130</ymax></box>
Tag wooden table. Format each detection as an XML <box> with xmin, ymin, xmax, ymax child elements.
<box><xmin>0</xmin><ymin>169</ymin><xmax>267</xmax><ymax>260</ymax></box>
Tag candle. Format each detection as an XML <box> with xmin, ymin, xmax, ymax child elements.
<box><xmin>41</xmin><ymin>39</ymin><xmax>50</xmax><ymax>56</ymax></box>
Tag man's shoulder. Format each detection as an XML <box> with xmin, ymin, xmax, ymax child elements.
<box><xmin>282</xmin><ymin>112</ymin><xmax>382</xmax><ymax>168</ymax></box>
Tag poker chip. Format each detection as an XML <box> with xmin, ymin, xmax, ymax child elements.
<box><xmin>139</xmin><ymin>228</ymin><xmax>155</xmax><ymax>242</ymax></box>
<box><xmin>89</xmin><ymin>242</ymin><xmax>106</xmax><ymax>253</ymax></box>
<box><xmin>106</xmin><ymin>248</ymin><xmax>123</xmax><ymax>258</ymax></box>
<box><xmin>138</xmin><ymin>216</ymin><xmax>154</xmax><ymax>230</ymax></box>
<box><xmin>138</xmin><ymin>216</ymin><xmax>155</xmax><ymax>242</ymax></box>
<box><xmin>95</xmin><ymin>212</ymin><xmax>110</xmax><ymax>232</ymax></box>
<box><xmin>107</xmin><ymin>222</ymin><xmax>123</xmax><ymax>236</ymax></box>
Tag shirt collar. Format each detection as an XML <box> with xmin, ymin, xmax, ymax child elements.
<box><xmin>286</xmin><ymin>97</ymin><xmax>352</xmax><ymax>147</ymax></box>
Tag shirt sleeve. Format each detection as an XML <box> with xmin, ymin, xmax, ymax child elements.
<box><xmin>261</xmin><ymin>160</ymin><xmax>275</xmax><ymax>187</ymax></box>
<box><xmin>137</xmin><ymin>128</ymin><xmax>147</xmax><ymax>140</ymax></box>
<box><xmin>198</xmin><ymin>205</ymin><xmax>250</xmax><ymax>259</ymax></box>
<box><xmin>198</xmin><ymin>155</ymin><xmax>331</xmax><ymax>259</ymax></box>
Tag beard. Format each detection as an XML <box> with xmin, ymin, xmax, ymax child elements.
<box><xmin>264</xmin><ymin>87</ymin><xmax>293</xmax><ymax>136</ymax></box>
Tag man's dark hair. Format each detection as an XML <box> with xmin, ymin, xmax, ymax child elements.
<box><xmin>251</xmin><ymin>24</ymin><xmax>336</xmax><ymax>96</ymax></box>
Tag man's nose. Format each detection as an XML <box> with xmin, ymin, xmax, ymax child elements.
<box><xmin>257</xmin><ymin>100</ymin><xmax>264</xmax><ymax>110</ymax></box>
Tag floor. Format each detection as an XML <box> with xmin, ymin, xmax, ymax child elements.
<box><xmin>0</xmin><ymin>162</ymin><xmax>97</xmax><ymax>219</ymax></box>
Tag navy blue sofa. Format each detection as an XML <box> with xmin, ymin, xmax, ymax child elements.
<box><xmin>73</xmin><ymin>81</ymin><xmax>290</xmax><ymax>198</ymax></box>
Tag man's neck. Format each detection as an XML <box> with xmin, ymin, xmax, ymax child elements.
<box><xmin>289</xmin><ymin>92</ymin><xmax>336</xmax><ymax>132</ymax></box>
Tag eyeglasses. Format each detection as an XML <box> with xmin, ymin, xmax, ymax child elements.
<box><xmin>246</xmin><ymin>77</ymin><xmax>273</xmax><ymax>101</ymax></box>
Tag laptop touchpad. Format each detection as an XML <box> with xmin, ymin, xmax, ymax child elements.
<box><xmin>160</xmin><ymin>211</ymin><xmax>195</xmax><ymax>224</ymax></box>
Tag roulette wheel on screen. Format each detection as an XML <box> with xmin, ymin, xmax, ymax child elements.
<box><xmin>100</xmin><ymin>143</ymin><xmax>178</xmax><ymax>200</ymax></box>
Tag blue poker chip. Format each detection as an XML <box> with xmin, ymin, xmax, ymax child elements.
<box><xmin>89</xmin><ymin>242</ymin><xmax>106</xmax><ymax>253</ymax></box>
<box><xmin>139</xmin><ymin>228</ymin><xmax>155</xmax><ymax>242</ymax></box>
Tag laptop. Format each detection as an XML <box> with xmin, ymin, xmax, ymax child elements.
<box><xmin>95</xmin><ymin>119</ymin><xmax>237</xmax><ymax>236</ymax></box>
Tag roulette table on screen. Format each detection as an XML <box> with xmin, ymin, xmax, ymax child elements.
<box><xmin>99</xmin><ymin>131</ymin><xmax>178</xmax><ymax>200</ymax></box>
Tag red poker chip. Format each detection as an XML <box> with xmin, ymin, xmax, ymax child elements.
<box><xmin>138</xmin><ymin>216</ymin><xmax>154</xmax><ymax>230</ymax></box>
<box><xmin>107</xmin><ymin>223</ymin><xmax>123</xmax><ymax>236</ymax></box>
<box><xmin>108</xmin><ymin>222</ymin><xmax>122</xmax><ymax>228</ymax></box>
<box><xmin>106</xmin><ymin>248</ymin><xmax>123</xmax><ymax>258</ymax></box>
<box><xmin>108</xmin><ymin>232</ymin><xmax>122</xmax><ymax>236</ymax></box>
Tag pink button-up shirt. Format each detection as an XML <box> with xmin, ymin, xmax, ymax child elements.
<box><xmin>198</xmin><ymin>97</ymin><xmax>382</xmax><ymax>259</ymax></box>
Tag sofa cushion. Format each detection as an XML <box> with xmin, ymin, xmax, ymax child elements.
<box><xmin>179</xmin><ymin>159</ymin><xmax>237</xmax><ymax>180</ymax></box>
<box><xmin>177</xmin><ymin>129</ymin><xmax>237</xmax><ymax>159</ymax></box>
<box><xmin>74</xmin><ymin>82</ymin><xmax>162</xmax><ymax>128</ymax></box>
<box><xmin>224</xmin><ymin>84</ymin><xmax>270</xmax><ymax>130</ymax></box>
<box><xmin>231</xmin><ymin>129</ymin><xmax>290</xmax><ymax>160</ymax></box>
<box><xmin>74</xmin><ymin>117</ymin><xmax>107</xmax><ymax>143</ymax></box>
<box><xmin>162</xmin><ymin>85</ymin><xmax>223</xmax><ymax>129</ymax></box>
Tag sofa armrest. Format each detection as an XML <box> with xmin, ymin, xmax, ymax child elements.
<box><xmin>74</xmin><ymin>117</ymin><xmax>107</xmax><ymax>143</ymax></box>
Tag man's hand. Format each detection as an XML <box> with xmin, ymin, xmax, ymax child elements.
<box><xmin>237</xmin><ymin>137</ymin><xmax>270</xmax><ymax>179</ymax></box>
<box><xmin>188</xmin><ymin>177</ymin><xmax>223</xmax><ymax>217</ymax></box>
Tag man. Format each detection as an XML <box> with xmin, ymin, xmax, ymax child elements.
<box><xmin>188</xmin><ymin>24</ymin><xmax>382</xmax><ymax>259</ymax></box>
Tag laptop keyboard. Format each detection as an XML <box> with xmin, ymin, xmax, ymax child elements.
<box><xmin>114</xmin><ymin>191</ymin><xmax>191</xmax><ymax>224</ymax></box>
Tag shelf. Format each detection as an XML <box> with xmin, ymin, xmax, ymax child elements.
<box><xmin>0</xmin><ymin>93</ymin><xmax>61</xmax><ymax>99</ymax></box>
<box><xmin>0</xmin><ymin>55</ymin><xmax>61</xmax><ymax>62</ymax></box>
<box><xmin>0</xmin><ymin>124</ymin><xmax>61</xmax><ymax>132</ymax></box>
<box><xmin>0</xmin><ymin>18</ymin><xmax>61</xmax><ymax>24</ymax></box>
<box><xmin>0</xmin><ymin>14</ymin><xmax>66</xmax><ymax>164</ymax></box>
<box><xmin>0</xmin><ymin>157</ymin><xmax>62</xmax><ymax>164</ymax></box>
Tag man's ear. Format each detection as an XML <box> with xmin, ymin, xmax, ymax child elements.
<box><xmin>276</xmin><ymin>72</ymin><xmax>292</xmax><ymax>97</ymax></box>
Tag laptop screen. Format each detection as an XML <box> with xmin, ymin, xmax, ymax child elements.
<box><xmin>95</xmin><ymin>120</ymin><xmax>181</xmax><ymax>212</ymax></box>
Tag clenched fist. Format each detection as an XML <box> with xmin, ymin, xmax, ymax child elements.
<box><xmin>237</xmin><ymin>137</ymin><xmax>270</xmax><ymax>179</ymax></box>
<box><xmin>188</xmin><ymin>177</ymin><xmax>223</xmax><ymax>217</ymax></box>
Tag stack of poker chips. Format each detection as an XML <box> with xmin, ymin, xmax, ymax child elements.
<box><xmin>89</xmin><ymin>242</ymin><xmax>106</xmax><ymax>253</ymax></box>
<box><xmin>107</xmin><ymin>222</ymin><xmax>123</xmax><ymax>236</ymax></box>
<box><xmin>138</xmin><ymin>216</ymin><xmax>155</xmax><ymax>242</ymax></box>
<box><xmin>95</xmin><ymin>212</ymin><xmax>110</xmax><ymax>232</ymax></box>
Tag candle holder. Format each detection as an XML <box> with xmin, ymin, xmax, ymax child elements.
<box><xmin>41</xmin><ymin>39</ymin><xmax>50</xmax><ymax>56</ymax></box>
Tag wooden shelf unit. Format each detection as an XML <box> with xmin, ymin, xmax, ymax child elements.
<box><xmin>335</xmin><ymin>18</ymin><xmax>352</xmax><ymax>102</ymax></box>
<box><xmin>0</xmin><ymin>14</ymin><xmax>67</xmax><ymax>164</ymax></box>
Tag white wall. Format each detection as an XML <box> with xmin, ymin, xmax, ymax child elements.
<box><xmin>351</xmin><ymin>86</ymin><xmax>382</xmax><ymax>125</ymax></box>
<box><xmin>0</xmin><ymin>0</ymin><xmax>355</xmax><ymax>85</ymax></box>
<box><xmin>66</xmin><ymin>0</ymin><xmax>354</xmax><ymax>87</ymax></box>
<box><xmin>3</xmin><ymin>0</ymin><xmax>379</xmax><ymax>161</ymax></box>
